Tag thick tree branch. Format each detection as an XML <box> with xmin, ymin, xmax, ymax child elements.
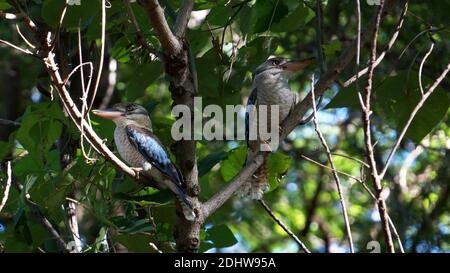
<box><xmin>139</xmin><ymin>0</ymin><xmax>181</xmax><ymax>55</ymax></box>
<box><xmin>202</xmin><ymin>153</ymin><xmax>266</xmax><ymax>218</ymax></box>
<box><xmin>174</xmin><ymin>0</ymin><xmax>193</xmax><ymax>38</ymax></box>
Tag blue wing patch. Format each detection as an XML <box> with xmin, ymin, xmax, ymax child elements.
<box><xmin>125</xmin><ymin>125</ymin><xmax>184</xmax><ymax>188</ymax></box>
<box><xmin>245</xmin><ymin>88</ymin><xmax>258</xmax><ymax>146</ymax></box>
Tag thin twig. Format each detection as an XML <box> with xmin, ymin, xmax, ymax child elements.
<box><xmin>0</xmin><ymin>119</ymin><xmax>20</xmax><ymax>127</ymax></box>
<box><xmin>380</xmin><ymin>58</ymin><xmax>450</xmax><ymax>180</ymax></box>
<box><xmin>418</xmin><ymin>42</ymin><xmax>434</xmax><ymax>95</ymax></box>
<box><xmin>310</xmin><ymin>75</ymin><xmax>354</xmax><ymax>253</ymax></box>
<box><xmin>258</xmin><ymin>199</ymin><xmax>311</xmax><ymax>253</ymax></box>
<box><xmin>345</xmin><ymin>1</ymin><xmax>409</xmax><ymax>87</ymax></box>
<box><xmin>360</xmin><ymin>0</ymin><xmax>395</xmax><ymax>253</ymax></box>
<box><xmin>301</xmin><ymin>155</ymin><xmax>362</xmax><ymax>183</ymax></box>
<box><xmin>87</xmin><ymin>0</ymin><xmax>107</xmax><ymax>113</ymax></box>
<box><xmin>77</xmin><ymin>26</ymin><xmax>96</xmax><ymax>163</ymax></box>
<box><xmin>149</xmin><ymin>242</ymin><xmax>163</xmax><ymax>253</ymax></box>
<box><xmin>332</xmin><ymin>153</ymin><xmax>370</xmax><ymax>168</ymax></box>
<box><xmin>50</xmin><ymin>0</ymin><xmax>68</xmax><ymax>52</ymax></box>
<box><xmin>123</xmin><ymin>0</ymin><xmax>161</xmax><ymax>58</ymax></box>
<box><xmin>99</xmin><ymin>59</ymin><xmax>117</xmax><ymax>109</ymax></box>
<box><xmin>0</xmin><ymin>162</ymin><xmax>12</xmax><ymax>213</ymax></box>
<box><xmin>15</xmin><ymin>24</ymin><xmax>35</xmax><ymax>49</ymax></box>
<box><xmin>0</xmin><ymin>38</ymin><xmax>34</xmax><ymax>55</ymax></box>
<box><xmin>12</xmin><ymin>176</ymin><xmax>68</xmax><ymax>252</ymax></box>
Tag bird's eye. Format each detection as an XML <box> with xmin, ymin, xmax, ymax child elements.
<box><xmin>126</xmin><ymin>105</ymin><xmax>136</xmax><ymax>112</ymax></box>
<box><xmin>270</xmin><ymin>59</ymin><xmax>280</xmax><ymax>66</ymax></box>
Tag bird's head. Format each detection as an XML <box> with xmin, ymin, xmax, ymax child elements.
<box><xmin>253</xmin><ymin>56</ymin><xmax>315</xmax><ymax>80</ymax></box>
<box><xmin>92</xmin><ymin>102</ymin><xmax>152</xmax><ymax>129</ymax></box>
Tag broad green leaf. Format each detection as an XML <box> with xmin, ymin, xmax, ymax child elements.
<box><xmin>205</xmin><ymin>224</ymin><xmax>237</xmax><ymax>249</ymax></box>
<box><xmin>119</xmin><ymin>219</ymin><xmax>155</xmax><ymax>234</ymax></box>
<box><xmin>267</xmin><ymin>152</ymin><xmax>292</xmax><ymax>191</ymax></box>
<box><xmin>114</xmin><ymin>234</ymin><xmax>154</xmax><ymax>253</ymax></box>
<box><xmin>42</xmin><ymin>0</ymin><xmax>101</xmax><ymax>30</ymax></box>
<box><xmin>271</xmin><ymin>3</ymin><xmax>314</xmax><ymax>33</ymax></box>
<box><xmin>252</xmin><ymin>0</ymin><xmax>289</xmax><ymax>34</ymax></box>
<box><xmin>220</xmin><ymin>146</ymin><xmax>246</xmax><ymax>182</ymax></box>
<box><xmin>0</xmin><ymin>1</ymin><xmax>11</xmax><ymax>11</ymax></box>
<box><xmin>207</xmin><ymin>6</ymin><xmax>234</xmax><ymax>26</ymax></box>
<box><xmin>323</xmin><ymin>40</ymin><xmax>342</xmax><ymax>58</ymax></box>
<box><xmin>326</xmin><ymin>71</ymin><xmax>450</xmax><ymax>144</ymax></box>
<box><xmin>374</xmin><ymin>71</ymin><xmax>450</xmax><ymax>143</ymax></box>
<box><xmin>125</xmin><ymin>62</ymin><xmax>164</xmax><ymax>101</ymax></box>
<box><xmin>198</xmin><ymin>151</ymin><xmax>228</xmax><ymax>177</ymax></box>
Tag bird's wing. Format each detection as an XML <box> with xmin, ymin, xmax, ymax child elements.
<box><xmin>125</xmin><ymin>125</ymin><xmax>185</xmax><ymax>190</ymax></box>
<box><xmin>245</xmin><ymin>88</ymin><xmax>258</xmax><ymax>146</ymax></box>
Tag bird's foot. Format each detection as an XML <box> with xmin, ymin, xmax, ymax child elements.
<box><xmin>131</xmin><ymin>167</ymin><xmax>144</xmax><ymax>179</ymax></box>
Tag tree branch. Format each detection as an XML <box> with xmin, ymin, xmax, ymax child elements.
<box><xmin>258</xmin><ymin>199</ymin><xmax>311</xmax><ymax>253</ymax></box>
<box><xmin>11</xmin><ymin>174</ymin><xmax>68</xmax><ymax>252</ymax></box>
<box><xmin>0</xmin><ymin>162</ymin><xmax>12</xmax><ymax>213</ymax></box>
<box><xmin>380</xmin><ymin>57</ymin><xmax>450</xmax><ymax>180</ymax></box>
<box><xmin>310</xmin><ymin>75</ymin><xmax>354</xmax><ymax>252</ymax></box>
<box><xmin>359</xmin><ymin>0</ymin><xmax>396</xmax><ymax>253</ymax></box>
<box><xmin>344</xmin><ymin>1</ymin><xmax>409</xmax><ymax>87</ymax></box>
<box><xmin>139</xmin><ymin>0</ymin><xmax>181</xmax><ymax>55</ymax></box>
<box><xmin>174</xmin><ymin>0</ymin><xmax>193</xmax><ymax>38</ymax></box>
<box><xmin>202</xmin><ymin>152</ymin><xmax>266</xmax><ymax>219</ymax></box>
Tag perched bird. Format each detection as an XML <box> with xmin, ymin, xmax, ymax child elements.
<box><xmin>243</xmin><ymin>56</ymin><xmax>315</xmax><ymax>199</ymax></box>
<box><xmin>92</xmin><ymin>103</ymin><xmax>196</xmax><ymax>221</ymax></box>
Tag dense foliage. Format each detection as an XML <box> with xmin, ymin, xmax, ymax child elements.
<box><xmin>0</xmin><ymin>0</ymin><xmax>449</xmax><ymax>253</ymax></box>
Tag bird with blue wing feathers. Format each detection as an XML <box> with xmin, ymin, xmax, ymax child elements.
<box><xmin>243</xmin><ymin>56</ymin><xmax>315</xmax><ymax>199</ymax></box>
<box><xmin>93</xmin><ymin>102</ymin><xmax>196</xmax><ymax>221</ymax></box>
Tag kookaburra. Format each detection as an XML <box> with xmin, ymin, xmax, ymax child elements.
<box><xmin>243</xmin><ymin>56</ymin><xmax>315</xmax><ymax>199</ymax></box>
<box><xmin>93</xmin><ymin>103</ymin><xmax>196</xmax><ymax>221</ymax></box>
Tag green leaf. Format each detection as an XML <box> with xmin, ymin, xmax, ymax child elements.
<box><xmin>94</xmin><ymin>226</ymin><xmax>109</xmax><ymax>253</ymax></box>
<box><xmin>326</xmin><ymin>71</ymin><xmax>450</xmax><ymax>144</ymax></box>
<box><xmin>205</xmin><ymin>224</ymin><xmax>237</xmax><ymax>249</ymax></box>
<box><xmin>198</xmin><ymin>151</ymin><xmax>228</xmax><ymax>177</ymax></box>
<box><xmin>125</xmin><ymin>62</ymin><xmax>164</xmax><ymax>101</ymax></box>
<box><xmin>252</xmin><ymin>0</ymin><xmax>289</xmax><ymax>34</ymax></box>
<box><xmin>374</xmin><ymin>71</ymin><xmax>450</xmax><ymax>143</ymax></box>
<box><xmin>267</xmin><ymin>152</ymin><xmax>292</xmax><ymax>191</ymax></box>
<box><xmin>114</xmin><ymin>234</ymin><xmax>154</xmax><ymax>253</ymax></box>
<box><xmin>111</xmin><ymin>36</ymin><xmax>132</xmax><ymax>63</ymax></box>
<box><xmin>322</xmin><ymin>40</ymin><xmax>342</xmax><ymax>58</ymax></box>
<box><xmin>119</xmin><ymin>219</ymin><xmax>154</xmax><ymax>234</ymax></box>
<box><xmin>114</xmin><ymin>189</ymin><xmax>173</xmax><ymax>206</ymax></box>
<box><xmin>271</xmin><ymin>3</ymin><xmax>314</xmax><ymax>33</ymax></box>
<box><xmin>0</xmin><ymin>1</ymin><xmax>11</xmax><ymax>11</ymax></box>
<box><xmin>41</xmin><ymin>0</ymin><xmax>101</xmax><ymax>30</ymax></box>
<box><xmin>207</xmin><ymin>6</ymin><xmax>234</xmax><ymax>26</ymax></box>
<box><xmin>220</xmin><ymin>146</ymin><xmax>246</xmax><ymax>182</ymax></box>
<box><xmin>325</xmin><ymin>77</ymin><xmax>366</xmax><ymax>110</ymax></box>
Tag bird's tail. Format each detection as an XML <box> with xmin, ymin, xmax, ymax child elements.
<box><xmin>239</xmin><ymin>150</ymin><xmax>269</xmax><ymax>200</ymax></box>
<box><xmin>175</xmin><ymin>188</ymin><xmax>196</xmax><ymax>221</ymax></box>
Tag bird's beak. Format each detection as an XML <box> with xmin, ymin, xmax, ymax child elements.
<box><xmin>92</xmin><ymin>108</ymin><xmax>124</xmax><ymax>120</ymax></box>
<box><xmin>283</xmin><ymin>57</ymin><xmax>315</xmax><ymax>72</ymax></box>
